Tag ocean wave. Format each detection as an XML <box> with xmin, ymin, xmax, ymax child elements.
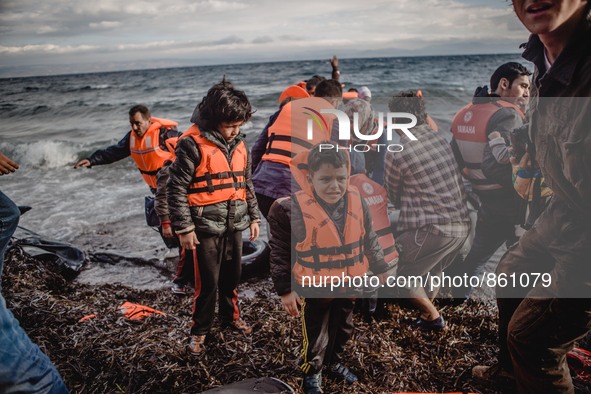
<box><xmin>3</xmin><ymin>140</ymin><xmax>80</xmax><ymax>169</ymax></box>
<box><xmin>61</xmin><ymin>84</ymin><xmax>111</xmax><ymax>93</ymax></box>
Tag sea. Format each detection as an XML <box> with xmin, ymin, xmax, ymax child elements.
<box><xmin>0</xmin><ymin>54</ymin><xmax>528</xmax><ymax>289</ymax></box>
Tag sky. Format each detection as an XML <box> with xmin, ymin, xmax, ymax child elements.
<box><xmin>0</xmin><ymin>0</ymin><xmax>530</xmax><ymax>78</ymax></box>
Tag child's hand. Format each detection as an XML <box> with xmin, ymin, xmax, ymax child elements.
<box><xmin>161</xmin><ymin>222</ymin><xmax>174</xmax><ymax>238</ymax></box>
<box><xmin>488</xmin><ymin>131</ymin><xmax>502</xmax><ymax>141</ymax></box>
<box><xmin>376</xmin><ymin>265</ymin><xmax>397</xmax><ymax>286</ymax></box>
<box><xmin>281</xmin><ymin>291</ymin><xmax>302</xmax><ymax>317</ymax></box>
<box><xmin>249</xmin><ymin>222</ymin><xmax>260</xmax><ymax>241</ymax></box>
<box><xmin>510</xmin><ymin>151</ymin><xmax>531</xmax><ymax>168</ymax></box>
<box><xmin>179</xmin><ymin>231</ymin><xmax>199</xmax><ymax>250</ymax></box>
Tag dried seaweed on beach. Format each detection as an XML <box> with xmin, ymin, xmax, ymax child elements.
<box><xmin>2</xmin><ymin>246</ymin><xmax>589</xmax><ymax>393</ymax></box>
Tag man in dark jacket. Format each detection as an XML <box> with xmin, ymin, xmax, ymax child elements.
<box><xmin>74</xmin><ymin>105</ymin><xmax>180</xmax><ymax>189</ymax></box>
<box><xmin>473</xmin><ymin>2</ymin><xmax>591</xmax><ymax>392</ymax></box>
<box><xmin>74</xmin><ymin>105</ymin><xmax>181</xmax><ymax>249</ymax></box>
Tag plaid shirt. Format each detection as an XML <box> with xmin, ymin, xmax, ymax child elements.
<box><xmin>385</xmin><ymin>124</ymin><xmax>470</xmax><ymax>236</ymax></box>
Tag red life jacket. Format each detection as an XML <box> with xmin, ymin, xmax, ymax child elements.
<box><xmin>129</xmin><ymin>117</ymin><xmax>178</xmax><ymax>188</ymax></box>
<box><xmin>182</xmin><ymin>125</ymin><xmax>247</xmax><ymax>206</ymax></box>
<box><xmin>349</xmin><ymin>174</ymin><xmax>399</xmax><ymax>266</ymax></box>
<box><xmin>451</xmin><ymin>100</ymin><xmax>524</xmax><ymax>192</ymax></box>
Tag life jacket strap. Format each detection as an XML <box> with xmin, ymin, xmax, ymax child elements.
<box><xmin>296</xmin><ymin>239</ymin><xmax>363</xmax><ymax>258</ymax></box>
<box><xmin>139</xmin><ymin>168</ymin><xmax>161</xmax><ymax>176</ymax></box>
<box><xmin>187</xmin><ymin>182</ymin><xmax>246</xmax><ymax>195</ymax></box>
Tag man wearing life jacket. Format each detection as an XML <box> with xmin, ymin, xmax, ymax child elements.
<box><xmin>74</xmin><ymin>105</ymin><xmax>180</xmax><ymax>191</ymax></box>
<box><xmin>449</xmin><ymin>62</ymin><xmax>531</xmax><ymax>300</ymax></box>
<box><xmin>74</xmin><ymin>105</ymin><xmax>181</xmax><ymax>249</ymax></box>
<box><xmin>268</xmin><ymin>144</ymin><xmax>395</xmax><ymax>394</ymax></box>
<box><xmin>166</xmin><ymin>80</ymin><xmax>261</xmax><ymax>356</ymax></box>
<box><xmin>252</xmin><ymin>79</ymin><xmax>342</xmax><ymax>218</ymax></box>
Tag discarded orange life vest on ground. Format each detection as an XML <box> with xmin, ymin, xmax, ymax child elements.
<box><xmin>119</xmin><ymin>302</ymin><xmax>166</xmax><ymax>320</ymax></box>
<box><xmin>78</xmin><ymin>314</ymin><xmax>97</xmax><ymax>323</ymax></box>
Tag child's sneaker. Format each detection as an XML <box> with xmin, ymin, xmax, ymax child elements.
<box><xmin>472</xmin><ymin>362</ymin><xmax>514</xmax><ymax>382</ymax></box>
<box><xmin>223</xmin><ymin>318</ymin><xmax>253</xmax><ymax>335</ymax></box>
<box><xmin>171</xmin><ymin>282</ymin><xmax>190</xmax><ymax>296</ymax></box>
<box><xmin>414</xmin><ymin>315</ymin><xmax>446</xmax><ymax>331</ymax></box>
<box><xmin>328</xmin><ymin>362</ymin><xmax>358</xmax><ymax>384</ymax></box>
<box><xmin>303</xmin><ymin>371</ymin><xmax>323</xmax><ymax>394</ymax></box>
<box><xmin>187</xmin><ymin>335</ymin><xmax>206</xmax><ymax>355</ymax></box>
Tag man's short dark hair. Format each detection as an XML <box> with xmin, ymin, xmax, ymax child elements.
<box><xmin>314</xmin><ymin>79</ymin><xmax>342</xmax><ymax>99</ymax></box>
<box><xmin>197</xmin><ymin>79</ymin><xmax>254</xmax><ymax>131</ymax></box>
<box><xmin>307</xmin><ymin>141</ymin><xmax>349</xmax><ymax>173</ymax></box>
<box><xmin>388</xmin><ymin>91</ymin><xmax>427</xmax><ymax>126</ymax></box>
<box><xmin>490</xmin><ymin>62</ymin><xmax>531</xmax><ymax>91</ymax></box>
<box><xmin>129</xmin><ymin>105</ymin><xmax>150</xmax><ymax>119</ymax></box>
<box><xmin>306</xmin><ymin>75</ymin><xmax>326</xmax><ymax>93</ymax></box>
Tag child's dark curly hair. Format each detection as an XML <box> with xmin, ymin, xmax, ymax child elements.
<box><xmin>198</xmin><ymin>78</ymin><xmax>254</xmax><ymax>131</ymax></box>
<box><xmin>307</xmin><ymin>141</ymin><xmax>350</xmax><ymax>173</ymax></box>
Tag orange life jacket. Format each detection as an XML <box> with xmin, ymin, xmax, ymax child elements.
<box><xmin>451</xmin><ymin>100</ymin><xmax>524</xmax><ymax>192</ymax></box>
<box><xmin>349</xmin><ymin>174</ymin><xmax>399</xmax><ymax>266</ymax></box>
<box><xmin>119</xmin><ymin>302</ymin><xmax>166</xmax><ymax>320</ymax></box>
<box><xmin>293</xmin><ymin>188</ymin><xmax>369</xmax><ymax>285</ymax></box>
<box><xmin>342</xmin><ymin>91</ymin><xmax>358</xmax><ymax>101</ymax></box>
<box><xmin>129</xmin><ymin>117</ymin><xmax>178</xmax><ymax>188</ymax></box>
<box><xmin>296</xmin><ymin>81</ymin><xmax>308</xmax><ymax>90</ymax></box>
<box><xmin>261</xmin><ymin>97</ymin><xmax>335</xmax><ymax>166</ymax></box>
<box><xmin>290</xmin><ymin>150</ymin><xmax>368</xmax><ymax>285</ymax></box>
<box><xmin>182</xmin><ymin>125</ymin><xmax>247</xmax><ymax>206</ymax></box>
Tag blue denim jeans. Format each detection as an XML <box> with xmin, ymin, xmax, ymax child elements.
<box><xmin>0</xmin><ymin>191</ymin><xmax>69</xmax><ymax>393</ymax></box>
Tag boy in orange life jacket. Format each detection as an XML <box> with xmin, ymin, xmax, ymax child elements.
<box><xmin>166</xmin><ymin>80</ymin><xmax>261</xmax><ymax>355</ymax></box>
<box><xmin>267</xmin><ymin>144</ymin><xmax>395</xmax><ymax>394</ymax></box>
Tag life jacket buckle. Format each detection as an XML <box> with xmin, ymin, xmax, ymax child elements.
<box><xmin>204</xmin><ymin>172</ymin><xmax>214</xmax><ymax>193</ymax></box>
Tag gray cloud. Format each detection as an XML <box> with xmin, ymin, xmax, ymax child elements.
<box><xmin>0</xmin><ymin>0</ymin><xmax>530</xmax><ymax>77</ymax></box>
<box><xmin>252</xmin><ymin>36</ymin><xmax>273</xmax><ymax>44</ymax></box>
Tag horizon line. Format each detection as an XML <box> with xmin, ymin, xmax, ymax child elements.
<box><xmin>0</xmin><ymin>51</ymin><xmax>524</xmax><ymax>80</ymax></box>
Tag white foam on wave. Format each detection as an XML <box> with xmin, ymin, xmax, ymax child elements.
<box><xmin>7</xmin><ymin>141</ymin><xmax>79</xmax><ymax>169</ymax></box>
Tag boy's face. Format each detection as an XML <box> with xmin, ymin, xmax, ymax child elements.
<box><xmin>308</xmin><ymin>164</ymin><xmax>348</xmax><ymax>204</ymax></box>
<box><xmin>512</xmin><ymin>0</ymin><xmax>587</xmax><ymax>36</ymax></box>
<box><xmin>217</xmin><ymin>121</ymin><xmax>243</xmax><ymax>142</ymax></box>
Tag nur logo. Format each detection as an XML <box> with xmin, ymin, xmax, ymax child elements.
<box><xmin>305</xmin><ymin>109</ymin><xmax>419</xmax><ymax>142</ymax></box>
<box><xmin>303</xmin><ymin>106</ymin><xmax>329</xmax><ymax>139</ymax></box>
